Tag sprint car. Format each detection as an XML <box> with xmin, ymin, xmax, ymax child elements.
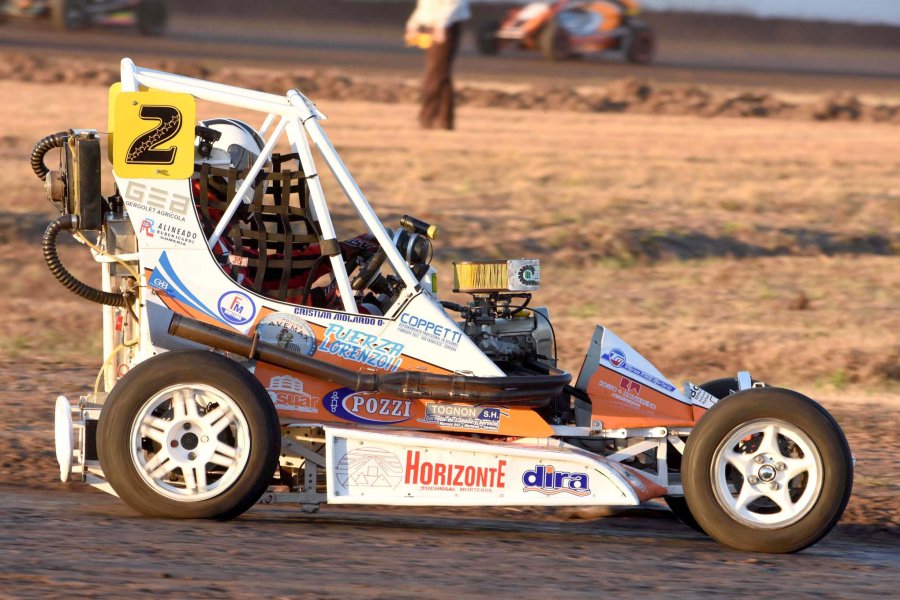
<box><xmin>477</xmin><ymin>0</ymin><xmax>655</xmax><ymax>63</ymax></box>
<box><xmin>0</xmin><ymin>0</ymin><xmax>166</xmax><ymax>35</ymax></box>
<box><xmin>40</xmin><ymin>58</ymin><xmax>851</xmax><ymax>553</ymax></box>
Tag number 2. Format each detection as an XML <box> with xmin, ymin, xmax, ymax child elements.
<box><xmin>125</xmin><ymin>105</ymin><xmax>182</xmax><ymax>166</ymax></box>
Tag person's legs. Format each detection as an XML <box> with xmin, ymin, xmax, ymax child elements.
<box><xmin>419</xmin><ymin>22</ymin><xmax>462</xmax><ymax>130</ymax></box>
<box><xmin>419</xmin><ymin>35</ymin><xmax>449</xmax><ymax>128</ymax></box>
<box><xmin>436</xmin><ymin>23</ymin><xmax>461</xmax><ymax>129</ymax></box>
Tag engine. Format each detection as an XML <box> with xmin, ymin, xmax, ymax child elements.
<box><xmin>444</xmin><ymin>260</ymin><xmax>555</xmax><ymax>367</ymax></box>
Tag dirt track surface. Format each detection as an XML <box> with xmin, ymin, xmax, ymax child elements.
<box><xmin>0</xmin><ymin>485</ymin><xmax>897</xmax><ymax>599</ymax></box>
<box><xmin>2</xmin><ymin>10</ymin><xmax>900</xmax><ymax>97</ymax></box>
<box><xmin>1</xmin><ymin>362</ymin><xmax>897</xmax><ymax>598</ymax></box>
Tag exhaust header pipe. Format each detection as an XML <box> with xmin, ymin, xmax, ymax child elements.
<box><xmin>168</xmin><ymin>314</ymin><xmax>570</xmax><ymax>407</ymax></box>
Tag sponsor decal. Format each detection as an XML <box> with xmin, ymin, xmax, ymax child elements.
<box><xmin>522</xmin><ymin>465</ymin><xmax>591</xmax><ymax>497</ymax></box>
<box><xmin>335</xmin><ymin>447</ymin><xmax>403</xmax><ymax>488</ymax></box>
<box><xmin>596</xmin><ymin>375</ymin><xmax>658</xmax><ymax>412</ymax></box>
<box><xmin>607</xmin><ymin>348</ymin><xmax>626</xmax><ymax>368</ymax></box>
<box><xmin>608</xmin><ymin>463</ymin><xmax>647</xmax><ymax>492</ymax></box>
<box><xmin>687</xmin><ymin>383</ymin><xmax>719</xmax><ymax>409</ymax></box>
<box><xmin>257</xmin><ymin>313</ymin><xmax>317</xmax><ymax>357</ymax></box>
<box><xmin>398</xmin><ymin>313</ymin><xmax>462</xmax><ymax>351</ymax></box>
<box><xmin>602</xmin><ymin>348</ymin><xmax>676</xmax><ymax>393</ymax></box>
<box><xmin>217</xmin><ymin>290</ymin><xmax>256</xmax><ymax>326</ymax></box>
<box><xmin>405</xmin><ymin>450</ymin><xmax>507</xmax><ymax>492</ymax></box>
<box><xmin>323</xmin><ymin>388</ymin><xmax>412</xmax><ymax>425</ymax></box>
<box><xmin>516</xmin><ymin>263</ymin><xmax>540</xmax><ymax>287</ymax></box>
<box><xmin>148</xmin><ymin>252</ymin><xmax>220</xmax><ymax>321</ymax></box>
<box><xmin>419</xmin><ymin>403</ymin><xmax>509</xmax><ymax>432</ymax></box>
<box><xmin>294</xmin><ymin>306</ymin><xmax>383</xmax><ymax>325</ymax></box>
<box><xmin>266</xmin><ymin>375</ymin><xmax>318</xmax><ymax>413</ymax></box>
<box><xmin>139</xmin><ymin>218</ymin><xmax>155</xmax><ymax>237</ymax></box>
<box><xmin>319</xmin><ymin>324</ymin><xmax>404</xmax><ymax>372</ymax></box>
<box><xmin>123</xmin><ymin>181</ymin><xmax>189</xmax><ymax>222</ymax></box>
<box><xmin>138</xmin><ymin>217</ymin><xmax>198</xmax><ymax>246</ymax></box>
<box><xmin>620</xmin><ymin>376</ymin><xmax>642</xmax><ymax>395</ymax></box>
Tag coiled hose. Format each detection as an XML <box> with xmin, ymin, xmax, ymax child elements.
<box><xmin>43</xmin><ymin>215</ymin><xmax>131</xmax><ymax>308</ymax></box>
<box><xmin>31</xmin><ymin>131</ymin><xmax>68</xmax><ymax>180</ymax></box>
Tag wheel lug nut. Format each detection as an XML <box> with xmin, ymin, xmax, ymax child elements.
<box><xmin>770</xmin><ymin>482</ymin><xmax>781</xmax><ymax>491</ymax></box>
<box><xmin>200</xmin><ymin>435</ymin><xmax>209</xmax><ymax>443</ymax></box>
<box><xmin>748</xmin><ymin>476</ymin><xmax>759</xmax><ymax>485</ymax></box>
<box><xmin>755</xmin><ymin>455</ymin><xmax>766</xmax><ymax>464</ymax></box>
<box><xmin>188</xmin><ymin>452</ymin><xmax>197</xmax><ymax>461</ymax></box>
<box><xmin>183</xmin><ymin>423</ymin><xmax>191</xmax><ymax>430</ymax></box>
<box><xmin>776</xmin><ymin>462</ymin><xmax>786</xmax><ymax>471</ymax></box>
<box><xmin>170</xmin><ymin>440</ymin><xmax>178</xmax><ymax>448</ymax></box>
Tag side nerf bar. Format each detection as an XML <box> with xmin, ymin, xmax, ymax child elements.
<box><xmin>168</xmin><ymin>315</ymin><xmax>570</xmax><ymax>407</ymax></box>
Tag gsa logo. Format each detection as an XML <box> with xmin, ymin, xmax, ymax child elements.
<box><xmin>217</xmin><ymin>291</ymin><xmax>256</xmax><ymax>325</ymax></box>
<box><xmin>608</xmin><ymin>348</ymin><xmax>627</xmax><ymax>368</ymax></box>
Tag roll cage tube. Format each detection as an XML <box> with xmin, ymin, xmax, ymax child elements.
<box><xmin>118</xmin><ymin>58</ymin><xmax>421</xmax><ymax>314</ymax></box>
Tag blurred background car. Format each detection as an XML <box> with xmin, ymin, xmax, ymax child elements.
<box><xmin>476</xmin><ymin>0</ymin><xmax>655</xmax><ymax>63</ymax></box>
<box><xmin>0</xmin><ymin>0</ymin><xmax>166</xmax><ymax>35</ymax></box>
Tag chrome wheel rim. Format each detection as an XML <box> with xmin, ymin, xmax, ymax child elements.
<box><xmin>129</xmin><ymin>384</ymin><xmax>251</xmax><ymax>502</ymax></box>
<box><xmin>711</xmin><ymin>418</ymin><xmax>823</xmax><ymax>529</ymax></box>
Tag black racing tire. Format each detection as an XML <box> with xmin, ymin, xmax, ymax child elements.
<box><xmin>625</xmin><ymin>25</ymin><xmax>655</xmax><ymax>64</ymax></box>
<box><xmin>51</xmin><ymin>0</ymin><xmax>87</xmax><ymax>31</ymax></box>
<box><xmin>663</xmin><ymin>377</ymin><xmax>756</xmax><ymax>534</ymax></box>
<box><xmin>664</xmin><ymin>495</ymin><xmax>704</xmax><ymax>533</ymax></box>
<box><xmin>683</xmin><ymin>388</ymin><xmax>853</xmax><ymax>553</ymax></box>
<box><xmin>695</xmin><ymin>377</ymin><xmax>745</xmax><ymax>400</ymax></box>
<box><xmin>539</xmin><ymin>20</ymin><xmax>571</xmax><ymax>62</ymax></box>
<box><xmin>97</xmin><ymin>350</ymin><xmax>280</xmax><ymax>520</ymax></box>
<box><xmin>476</xmin><ymin>19</ymin><xmax>500</xmax><ymax>55</ymax></box>
<box><xmin>136</xmin><ymin>0</ymin><xmax>167</xmax><ymax>36</ymax></box>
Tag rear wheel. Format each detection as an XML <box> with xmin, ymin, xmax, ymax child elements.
<box><xmin>476</xmin><ymin>20</ymin><xmax>500</xmax><ymax>55</ymax></box>
<box><xmin>539</xmin><ymin>20</ymin><xmax>571</xmax><ymax>62</ymax></box>
<box><xmin>97</xmin><ymin>351</ymin><xmax>280</xmax><ymax>520</ymax></box>
<box><xmin>625</xmin><ymin>25</ymin><xmax>655</xmax><ymax>64</ymax></box>
<box><xmin>136</xmin><ymin>0</ymin><xmax>166</xmax><ymax>36</ymax></box>
<box><xmin>51</xmin><ymin>0</ymin><xmax>87</xmax><ymax>31</ymax></box>
<box><xmin>683</xmin><ymin>388</ymin><xmax>852</xmax><ymax>553</ymax></box>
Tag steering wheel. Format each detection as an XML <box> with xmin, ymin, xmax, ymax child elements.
<box><xmin>351</xmin><ymin>248</ymin><xmax>386</xmax><ymax>291</ymax></box>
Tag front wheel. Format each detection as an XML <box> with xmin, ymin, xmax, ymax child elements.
<box><xmin>97</xmin><ymin>351</ymin><xmax>281</xmax><ymax>520</ymax></box>
<box><xmin>136</xmin><ymin>0</ymin><xmax>167</xmax><ymax>36</ymax></box>
<box><xmin>539</xmin><ymin>20</ymin><xmax>571</xmax><ymax>62</ymax></box>
<box><xmin>683</xmin><ymin>388</ymin><xmax>852</xmax><ymax>553</ymax></box>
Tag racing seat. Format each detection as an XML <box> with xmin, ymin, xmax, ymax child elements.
<box><xmin>193</xmin><ymin>153</ymin><xmax>357</xmax><ymax>308</ymax></box>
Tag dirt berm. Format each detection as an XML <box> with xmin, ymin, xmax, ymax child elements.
<box><xmin>1</xmin><ymin>51</ymin><xmax>897</xmax><ymax>124</ymax></box>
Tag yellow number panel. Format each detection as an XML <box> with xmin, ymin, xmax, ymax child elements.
<box><xmin>112</xmin><ymin>90</ymin><xmax>196</xmax><ymax>179</ymax></box>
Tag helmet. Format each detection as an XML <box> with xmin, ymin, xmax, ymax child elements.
<box><xmin>195</xmin><ymin>118</ymin><xmax>267</xmax><ymax>170</ymax></box>
<box><xmin>195</xmin><ymin>118</ymin><xmax>270</xmax><ymax>204</ymax></box>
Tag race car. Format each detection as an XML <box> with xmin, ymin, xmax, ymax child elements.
<box><xmin>40</xmin><ymin>59</ymin><xmax>851</xmax><ymax>553</ymax></box>
<box><xmin>477</xmin><ymin>0</ymin><xmax>655</xmax><ymax>63</ymax></box>
<box><xmin>0</xmin><ymin>0</ymin><xmax>166</xmax><ymax>35</ymax></box>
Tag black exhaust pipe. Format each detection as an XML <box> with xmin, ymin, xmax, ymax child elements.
<box><xmin>168</xmin><ymin>314</ymin><xmax>569</xmax><ymax>407</ymax></box>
